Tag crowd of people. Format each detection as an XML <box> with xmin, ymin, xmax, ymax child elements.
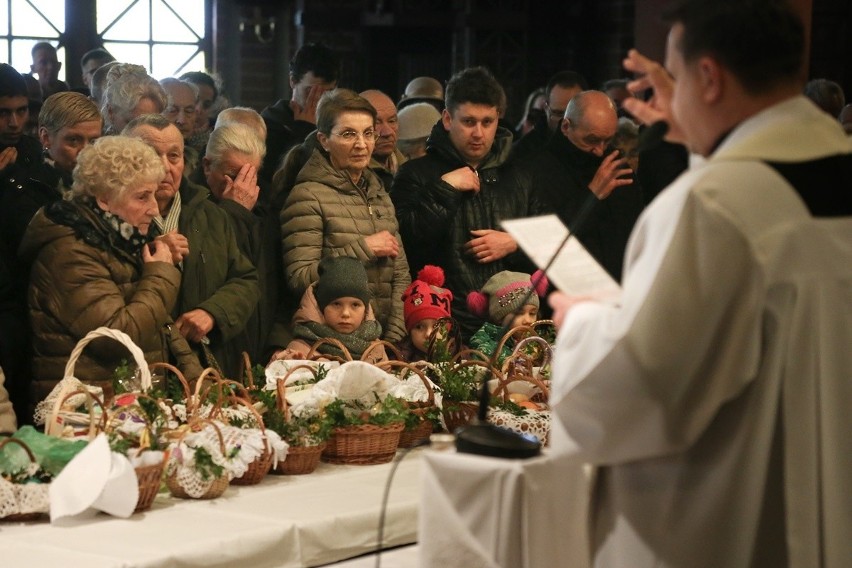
<box><xmin>1</xmin><ymin>0</ymin><xmax>851</xmax><ymax>563</ymax></box>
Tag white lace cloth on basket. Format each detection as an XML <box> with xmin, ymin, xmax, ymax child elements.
<box><xmin>166</xmin><ymin>423</ymin><xmax>286</xmax><ymax>498</ymax></box>
<box><xmin>0</xmin><ymin>476</ymin><xmax>49</xmax><ymax>518</ymax></box>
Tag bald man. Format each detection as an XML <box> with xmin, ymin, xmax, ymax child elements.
<box><xmin>525</xmin><ymin>90</ymin><xmax>644</xmax><ymax>281</ymax></box>
<box><xmin>360</xmin><ymin>89</ymin><xmax>407</xmax><ymax>189</ymax></box>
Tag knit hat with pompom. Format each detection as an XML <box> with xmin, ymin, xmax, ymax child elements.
<box><xmin>466</xmin><ymin>270</ymin><xmax>548</xmax><ymax>324</ymax></box>
<box><xmin>401</xmin><ymin>265</ymin><xmax>453</xmax><ymax>331</ymax></box>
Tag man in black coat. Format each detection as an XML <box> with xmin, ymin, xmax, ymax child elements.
<box><xmin>527</xmin><ymin>90</ymin><xmax>644</xmax><ymax>282</ymax></box>
<box><xmin>259</xmin><ymin>43</ymin><xmax>341</xmax><ymax>186</ymax></box>
<box><xmin>392</xmin><ymin>66</ymin><xmax>546</xmax><ymax>339</ymax></box>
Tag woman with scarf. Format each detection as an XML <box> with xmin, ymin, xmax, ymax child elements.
<box><xmin>19</xmin><ymin>135</ymin><xmax>202</xmax><ymax>407</ymax></box>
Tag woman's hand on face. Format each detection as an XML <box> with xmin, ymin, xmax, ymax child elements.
<box><xmin>155</xmin><ymin>230</ymin><xmax>189</xmax><ymax>264</ymax></box>
<box><xmin>221</xmin><ymin>163</ymin><xmax>259</xmax><ymax>210</ymax></box>
<box><xmin>364</xmin><ymin>230</ymin><xmax>400</xmax><ymax>258</ymax></box>
<box><xmin>142</xmin><ymin>239</ymin><xmax>174</xmax><ymax>264</ymax></box>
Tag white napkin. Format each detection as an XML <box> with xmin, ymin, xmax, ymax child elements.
<box><xmin>49</xmin><ymin>434</ymin><xmax>138</xmax><ymax>523</ymax></box>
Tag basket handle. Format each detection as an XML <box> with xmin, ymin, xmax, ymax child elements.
<box><xmin>491</xmin><ymin>363</ymin><xmax>550</xmax><ymax>402</ymax></box>
<box><xmin>148</xmin><ymin>361</ymin><xmax>192</xmax><ymax>402</ymax></box>
<box><xmin>361</xmin><ymin>339</ymin><xmax>403</xmax><ymax>363</ymax></box>
<box><xmin>509</xmin><ymin>335</ymin><xmax>553</xmax><ymax>371</ymax></box>
<box><xmin>425</xmin><ymin>316</ymin><xmax>462</xmax><ymax>361</ymax></box>
<box><xmin>0</xmin><ymin>437</ymin><xmax>38</xmax><ymax>464</ymax></box>
<box><xmin>46</xmin><ymin>386</ymin><xmax>108</xmax><ymax>439</ymax></box>
<box><xmin>239</xmin><ymin>352</ymin><xmax>256</xmax><ymax>389</ymax></box>
<box><xmin>63</xmin><ymin>327</ymin><xmax>152</xmax><ymax>391</ymax></box>
<box><xmin>305</xmin><ymin>337</ymin><xmax>353</xmax><ymax>362</ymax></box>
<box><xmin>275</xmin><ymin>378</ymin><xmax>290</xmax><ymax>421</ymax></box>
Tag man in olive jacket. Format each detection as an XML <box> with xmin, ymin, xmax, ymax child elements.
<box><xmin>124</xmin><ymin>115</ymin><xmax>259</xmax><ymax>378</ymax></box>
<box><xmin>391</xmin><ymin>67</ymin><xmax>547</xmax><ymax>339</ymax></box>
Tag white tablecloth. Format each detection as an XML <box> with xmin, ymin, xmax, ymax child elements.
<box><xmin>0</xmin><ymin>450</ymin><xmax>423</xmax><ymax>568</ymax></box>
<box><xmin>418</xmin><ymin>449</ymin><xmax>592</xmax><ymax>568</ymax></box>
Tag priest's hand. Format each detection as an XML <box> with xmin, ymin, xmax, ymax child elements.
<box><xmin>622</xmin><ymin>49</ymin><xmax>685</xmax><ymax>145</ymax></box>
<box><xmin>548</xmin><ymin>291</ymin><xmax>597</xmax><ymax>329</ymax></box>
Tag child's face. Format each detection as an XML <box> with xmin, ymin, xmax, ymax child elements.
<box><xmin>507</xmin><ymin>304</ymin><xmax>538</xmax><ymax>330</ymax></box>
<box><xmin>323</xmin><ymin>297</ymin><xmax>366</xmax><ymax>333</ymax></box>
<box><xmin>410</xmin><ymin>318</ymin><xmax>439</xmax><ymax>353</ymax></box>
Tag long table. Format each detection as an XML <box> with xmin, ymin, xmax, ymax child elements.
<box><xmin>0</xmin><ymin>449</ymin><xmax>423</xmax><ymax>568</ymax></box>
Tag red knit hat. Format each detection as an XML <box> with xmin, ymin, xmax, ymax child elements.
<box><xmin>401</xmin><ymin>265</ymin><xmax>453</xmax><ymax>331</ymax></box>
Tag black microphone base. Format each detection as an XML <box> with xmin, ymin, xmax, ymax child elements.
<box><xmin>455</xmin><ymin>422</ymin><xmax>541</xmax><ymax>459</ymax></box>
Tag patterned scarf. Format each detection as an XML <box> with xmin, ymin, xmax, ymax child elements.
<box><xmin>294</xmin><ymin>320</ymin><xmax>383</xmax><ymax>360</ymax></box>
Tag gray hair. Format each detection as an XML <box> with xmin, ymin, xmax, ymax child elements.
<box><xmin>214</xmin><ymin>106</ymin><xmax>267</xmax><ymax>139</ymax></box>
<box><xmin>102</xmin><ymin>64</ymin><xmax>168</xmax><ymax>133</ymax></box>
<box><xmin>160</xmin><ymin>77</ymin><xmax>199</xmax><ymax>103</ymax></box>
<box><xmin>72</xmin><ymin>135</ymin><xmax>164</xmax><ymax>201</ymax></box>
<box><xmin>205</xmin><ymin>122</ymin><xmax>266</xmax><ymax>165</ymax></box>
<box><xmin>122</xmin><ymin>113</ymin><xmax>177</xmax><ymax>135</ymax></box>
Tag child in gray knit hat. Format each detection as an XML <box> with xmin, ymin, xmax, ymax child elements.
<box><xmin>466</xmin><ymin>270</ymin><xmax>548</xmax><ymax>365</ymax></box>
<box><xmin>278</xmin><ymin>256</ymin><xmax>387</xmax><ymax>362</ymax></box>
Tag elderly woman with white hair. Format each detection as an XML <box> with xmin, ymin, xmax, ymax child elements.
<box><xmin>198</xmin><ymin>122</ymin><xmax>290</xmax><ymax>363</ymax></box>
<box><xmin>19</xmin><ymin>135</ymin><xmax>202</xmax><ymax>406</ymax></box>
<box><xmin>101</xmin><ymin>63</ymin><xmax>168</xmax><ymax>135</ymax></box>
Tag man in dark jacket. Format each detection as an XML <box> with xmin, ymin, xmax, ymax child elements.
<box><xmin>124</xmin><ymin>115</ymin><xmax>259</xmax><ymax>379</ymax></box>
<box><xmin>259</xmin><ymin>43</ymin><xmax>341</xmax><ymax>186</ymax></box>
<box><xmin>527</xmin><ymin>90</ymin><xmax>644</xmax><ymax>281</ymax></box>
<box><xmin>392</xmin><ymin>66</ymin><xmax>546</xmax><ymax>339</ymax></box>
<box><xmin>511</xmin><ymin>70</ymin><xmax>588</xmax><ymax>162</ymax></box>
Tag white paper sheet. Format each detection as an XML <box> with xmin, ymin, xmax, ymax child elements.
<box><xmin>502</xmin><ymin>214</ymin><xmax>621</xmax><ymax>303</ymax></box>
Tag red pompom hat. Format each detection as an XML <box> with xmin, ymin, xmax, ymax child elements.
<box><xmin>401</xmin><ymin>265</ymin><xmax>454</xmax><ymax>331</ymax></box>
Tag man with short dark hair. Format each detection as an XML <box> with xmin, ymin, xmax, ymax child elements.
<box><xmin>549</xmin><ymin>1</ymin><xmax>852</xmax><ymax>565</ymax></box>
<box><xmin>511</xmin><ymin>69</ymin><xmax>588</xmax><ymax>160</ymax></box>
<box><xmin>29</xmin><ymin>42</ymin><xmax>68</xmax><ymax>99</ymax></box>
<box><xmin>527</xmin><ymin>90</ymin><xmax>643</xmax><ymax>281</ymax></box>
<box><xmin>80</xmin><ymin>47</ymin><xmax>115</xmax><ymax>92</ymax></box>
<box><xmin>392</xmin><ymin>66</ymin><xmax>545</xmax><ymax>339</ymax></box>
<box><xmin>259</xmin><ymin>43</ymin><xmax>341</xmax><ymax>183</ymax></box>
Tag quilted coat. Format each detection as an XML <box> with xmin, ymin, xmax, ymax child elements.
<box><xmin>280</xmin><ymin>148</ymin><xmax>410</xmax><ymax>342</ymax></box>
<box><xmin>19</xmin><ymin>199</ymin><xmax>203</xmax><ymax>406</ymax></box>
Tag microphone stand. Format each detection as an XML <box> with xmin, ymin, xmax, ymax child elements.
<box><xmin>455</xmin><ymin>192</ymin><xmax>601</xmax><ymax>458</ymax></box>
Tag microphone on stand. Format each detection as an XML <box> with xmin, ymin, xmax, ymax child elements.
<box><xmin>455</xmin><ymin>191</ymin><xmax>602</xmax><ymax>459</ymax></box>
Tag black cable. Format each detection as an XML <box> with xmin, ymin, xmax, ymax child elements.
<box><xmin>375</xmin><ymin>439</ymin><xmax>431</xmax><ymax>568</ymax></box>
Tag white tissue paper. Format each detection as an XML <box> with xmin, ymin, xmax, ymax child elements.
<box><xmin>49</xmin><ymin>434</ymin><xmax>138</xmax><ymax>522</ymax></box>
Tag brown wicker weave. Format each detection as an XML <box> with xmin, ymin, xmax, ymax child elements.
<box><xmin>231</xmin><ymin>441</ymin><xmax>273</xmax><ymax>485</ymax></box>
<box><xmin>134</xmin><ymin>460</ymin><xmax>165</xmax><ymax>511</ymax></box>
<box><xmin>273</xmin><ymin>443</ymin><xmax>326</xmax><ymax>475</ymax></box>
<box><xmin>398</xmin><ymin>418</ymin><xmax>434</xmax><ymax>448</ymax></box>
<box><xmin>377</xmin><ymin>360</ymin><xmax>437</xmax><ymax>448</ymax></box>
<box><xmin>321</xmin><ymin>423</ymin><xmax>404</xmax><ymax>465</ymax></box>
<box><xmin>441</xmin><ymin>401</ymin><xmax>479</xmax><ymax>433</ymax></box>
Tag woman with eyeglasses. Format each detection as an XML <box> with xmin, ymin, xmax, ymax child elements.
<box><xmin>279</xmin><ymin>88</ymin><xmax>410</xmax><ymax>351</ymax></box>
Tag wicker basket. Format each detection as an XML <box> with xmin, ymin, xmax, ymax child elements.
<box><xmin>398</xmin><ymin>419</ymin><xmax>434</xmax><ymax>448</ymax></box>
<box><xmin>165</xmin><ymin>419</ymin><xmax>231</xmax><ymax>500</ymax></box>
<box><xmin>166</xmin><ymin>472</ymin><xmax>230</xmax><ymax>500</ymax></box>
<box><xmin>134</xmin><ymin>459</ymin><xmax>165</xmax><ymax>511</ymax></box>
<box><xmin>322</xmin><ymin>423</ymin><xmax>404</xmax><ymax>465</ymax></box>
<box><xmin>441</xmin><ymin>401</ymin><xmax>479</xmax><ymax>433</ymax></box>
<box><xmin>273</xmin><ymin>443</ymin><xmax>326</xmax><ymax>475</ymax></box>
<box><xmin>378</xmin><ymin>360</ymin><xmax>437</xmax><ymax>448</ymax></box>
<box><xmin>0</xmin><ymin>438</ymin><xmax>50</xmax><ymax>522</ymax></box>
